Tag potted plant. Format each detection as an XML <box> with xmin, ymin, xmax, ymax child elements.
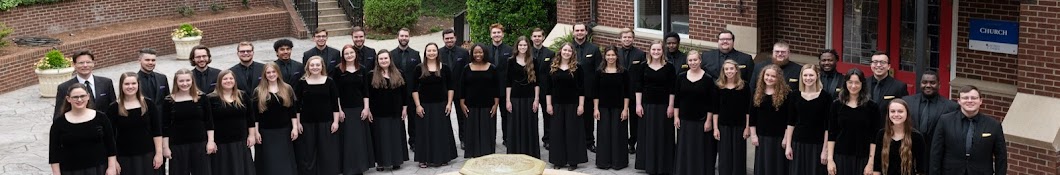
<box><xmin>34</xmin><ymin>49</ymin><xmax>73</xmax><ymax>97</ymax></box>
<box><xmin>172</xmin><ymin>23</ymin><xmax>203</xmax><ymax>60</ymax></box>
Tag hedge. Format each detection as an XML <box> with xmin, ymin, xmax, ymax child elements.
<box><xmin>466</xmin><ymin>0</ymin><xmax>553</xmax><ymax>45</ymax></box>
<box><xmin>363</xmin><ymin>0</ymin><xmax>421</xmax><ymax>33</ymax></box>
<box><xmin>0</xmin><ymin>0</ymin><xmax>64</xmax><ymax>11</ymax></box>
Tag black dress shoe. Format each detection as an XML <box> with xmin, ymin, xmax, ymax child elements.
<box><xmin>544</xmin><ymin>143</ymin><xmax>550</xmax><ymax>150</ymax></box>
<box><xmin>587</xmin><ymin>145</ymin><xmax>596</xmax><ymax>153</ymax></box>
<box><xmin>553</xmin><ymin>165</ymin><xmax>563</xmax><ymax>169</ymax></box>
<box><xmin>376</xmin><ymin>167</ymin><xmax>385</xmax><ymax>171</ymax></box>
<box><xmin>567</xmin><ymin>165</ymin><xmax>577</xmax><ymax>171</ymax></box>
<box><xmin>628</xmin><ymin>145</ymin><xmax>636</xmax><ymax>154</ymax></box>
<box><xmin>596</xmin><ymin>165</ymin><xmax>610</xmax><ymax>169</ymax></box>
<box><xmin>460</xmin><ymin>143</ymin><xmax>466</xmax><ymax>150</ymax></box>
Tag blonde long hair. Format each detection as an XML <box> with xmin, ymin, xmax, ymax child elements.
<box><xmin>255</xmin><ymin>63</ymin><xmax>295</xmax><ymax>113</ymax></box>
<box><xmin>647</xmin><ymin>40</ymin><xmax>668</xmax><ymax>65</ymax></box>
<box><xmin>550</xmin><ymin>42</ymin><xmax>579</xmax><ymax>75</ymax></box>
<box><xmin>117</xmin><ymin>72</ymin><xmax>149</xmax><ymax>117</ymax></box>
<box><xmin>799</xmin><ymin>64</ymin><xmax>824</xmax><ymax>93</ymax></box>
<box><xmin>170</xmin><ymin>69</ymin><xmax>201</xmax><ymax>102</ymax></box>
<box><xmin>715</xmin><ymin>59</ymin><xmax>745</xmax><ymax>90</ymax></box>
<box><xmin>211</xmin><ymin>70</ymin><xmax>246</xmax><ymax>109</ymax></box>
<box><xmin>881</xmin><ymin>99</ymin><xmax>916</xmax><ymax>175</ymax></box>
<box><xmin>753</xmin><ymin>65</ymin><xmax>790</xmax><ymax>110</ymax></box>
<box><xmin>371</xmin><ymin>50</ymin><xmax>405</xmax><ymax>89</ymax></box>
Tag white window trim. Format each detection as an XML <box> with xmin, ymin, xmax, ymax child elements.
<box><xmin>632</xmin><ymin>0</ymin><xmax>690</xmax><ymax>38</ymax></box>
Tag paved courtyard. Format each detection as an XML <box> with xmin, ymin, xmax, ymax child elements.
<box><xmin>0</xmin><ymin>32</ymin><xmax>753</xmax><ymax>174</ymax></box>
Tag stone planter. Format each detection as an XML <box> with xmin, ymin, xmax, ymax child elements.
<box><xmin>35</xmin><ymin>67</ymin><xmax>74</xmax><ymax>98</ymax></box>
<box><xmin>173</xmin><ymin>36</ymin><xmax>202</xmax><ymax>60</ymax></box>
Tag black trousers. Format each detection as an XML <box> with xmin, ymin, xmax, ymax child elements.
<box><xmin>407</xmin><ymin>101</ymin><xmax>418</xmax><ymax>148</ymax></box>
<box><xmin>456</xmin><ymin>100</ymin><xmax>468</xmax><ymax>144</ymax></box>
<box><xmin>541</xmin><ymin>100</ymin><xmax>551</xmax><ymax>143</ymax></box>
<box><xmin>583</xmin><ymin>100</ymin><xmax>595</xmax><ymax>146</ymax></box>
<box><xmin>627</xmin><ymin>102</ymin><xmax>639</xmax><ymax>148</ymax></box>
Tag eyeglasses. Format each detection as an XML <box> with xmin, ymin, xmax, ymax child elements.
<box><xmin>76</xmin><ymin>61</ymin><xmax>94</xmax><ymax>65</ymax></box>
<box><xmin>871</xmin><ymin>60</ymin><xmax>889</xmax><ymax>65</ymax></box>
<box><xmin>718</xmin><ymin>38</ymin><xmax>734</xmax><ymax>41</ymax></box>
<box><xmin>69</xmin><ymin>95</ymin><xmax>89</xmax><ymax>101</ymax></box>
<box><xmin>194</xmin><ymin>55</ymin><xmax>210</xmax><ymax>59</ymax></box>
<box><xmin>960</xmin><ymin>96</ymin><xmax>980</xmax><ymax>100</ymax></box>
<box><xmin>238</xmin><ymin>50</ymin><xmax>253</xmax><ymax>54</ymax></box>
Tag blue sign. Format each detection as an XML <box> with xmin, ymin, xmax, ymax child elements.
<box><xmin>968</xmin><ymin>19</ymin><xmax>1019</xmax><ymax>54</ymax></box>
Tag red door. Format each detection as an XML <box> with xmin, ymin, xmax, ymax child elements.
<box><xmin>831</xmin><ymin>0</ymin><xmax>953</xmax><ymax>97</ymax></box>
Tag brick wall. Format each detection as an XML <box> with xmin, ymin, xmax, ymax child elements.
<box><xmin>0</xmin><ymin>0</ymin><xmax>279</xmax><ymax>37</ymax></box>
<box><xmin>0</xmin><ymin>12</ymin><xmax>294</xmax><ymax>94</ymax></box>
<box><xmin>948</xmin><ymin>89</ymin><xmax>1013</xmax><ymax>121</ymax></box>
<box><xmin>596</xmin><ymin>0</ymin><xmax>634</xmax><ymax>29</ymax></box>
<box><xmin>689</xmin><ymin>0</ymin><xmax>759</xmax><ymax>42</ymax></box>
<box><xmin>955</xmin><ymin>0</ymin><xmax>1020</xmax><ymax>85</ymax></box>
<box><xmin>557</xmin><ymin>0</ymin><xmax>591</xmax><ymax>24</ymax></box>
<box><xmin>1006</xmin><ymin>142</ymin><xmax>1060</xmax><ymax>175</ymax></box>
<box><xmin>769</xmin><ymin>0</ymin><xmax>828</xmax><ymax>56</ymax></box>
<box><xmin>1017</xmin><ymin>0</ymin><xmax>1060</xmax><ymax>99</ymax></box>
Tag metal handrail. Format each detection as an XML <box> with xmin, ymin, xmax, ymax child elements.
<box><xmin>293</xmin><ymin>0</ymin><xmax>318</xmax><ymax>33</ymax></box>
<box><xmin>338</xmin><ymin>0</ymin><xmax>363</xmax><ymax>27</ymax></box>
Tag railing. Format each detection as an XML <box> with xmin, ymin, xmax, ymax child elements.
<box><xmin>292</xmin><ymin>0</ymin><xmax>318</xmax><ymax>33</ymax></box>
<box><xmin>338</xmin><ymin>0</ymin><xmax>364</xmax><ymax>27</ymax></box>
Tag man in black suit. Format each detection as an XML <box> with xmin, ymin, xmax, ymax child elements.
<box><xmin>572</xmin><ymin>23</ymin><xmax>602</xmax><ymax>152</ymax></box>
<box><xmin>531</xmin><ymin>28</ymin><xmax>556</xmax><ymax>150</ymax></box>
<box><xmin>867</xmin><ymin>51</ymin><xmax>909</xmax><ymax>116</ymax></box>
<box><xmin>230</xmin><ymin>42</ymin><xmax>264</xmax><ymax>93</ymax></box>
<box><xmin>664</xmin><ymin>32</ymin><xmax>687</xmax><ymax>75</ymax></box>
<box><xmin>751</xmin><ymin>41</ymin><xmax>802</xmax><ymax>91</ymax></box>
<box><xmin>351</xmin><ymin>26</ymin><xmax>377</xmax><ymax>70</ymax></box>
<box><xmin>54</xmin><ymin>50</ymin><xmax>116</xmax><ymax>118</ymax></box>
<box><xmin>930</xmin><ymin>85</ymin><xmax>1007</xmax><ymax>175</ymax></box>
<box><xmin>440</xmin><ymin>28</ymin><xmax>470</xmax><ymax>149</ymax></box>
<box><xmin>484</xmin><ymin>23</ymin><xmax>515</xmax><ymax>145</ymax></box>
<box><xmin>615</xmin><ymin>28</ymin><xmax>643</xmax><ymax>154</ymax></box>
<box><xmin>392</xmin><ymin>28</ymin><xmax>422</xmax><ymax>150</ymax></box>
<box><xmin>137</xmin><ymin>48</ymin><xmax>170</xmax><ymax>118</ymax></box>
<box><xmin>274</xmin><ymin>39</ymin><xmax>303</xmax><ymax>85</ymax></box>
<box><xmin>902</xmin><ymin>71</ymin><xmax>959</xmax><ymax>148</ymax></box>
<box><xmin>818</xmin><ymin>49</ymin><xmax>843</xmax><ymax>98</ymax></box>
<box><xmin>701</xmin><ymin>30</ymin><xmax>754</xmax><ymax>83</ymax></box>
<box><xmin>190</xmin><ymin>45</ymin><xmax>221</xmax><ymax>93</ymax></box>
<box><xmin>304</xmin><ymin>29</ymin><xmax>342</xmax><ymax>74</ymax></box>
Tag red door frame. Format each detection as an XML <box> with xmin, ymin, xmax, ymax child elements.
<box><xmin>831</xmin><ymin>0</ymin><xmax>953</xmax><ymax>97</ymax></box>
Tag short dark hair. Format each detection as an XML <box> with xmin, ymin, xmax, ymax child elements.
<box><xmin>442</xmin><ymin>28</ymin><xmax>455</xmax><ymax>35</ymax></box>
<box><xmin>872</xmin><ymin>50</ymin><xmax>888</xmax><ymax>57</ymax></box>
<box><xmin>818</xmin><ymin>49</ymin><xmax>838</xmax><ymax>60</ymax></box>
<box><xmin>958</xmin><ymin>85</ymin><xmax>980</xmax><ymax>96</ymax></box>
<box><xmin>273</xmin><ymin>39</ymin><xmax>294</xmax><ymax>51</ymax></box>
<box><xmin>314</xmin><ymin>29</ymin><xmax>328</xmax><ymax>35</ymax></box>
<box><xmin>718</xmin><ymin>30</ymin><xmax>735</xmax><ymax>39</ymax></box>
<box><xmin>73</xmin><ymin>50</ymin><xmax>95</xmax><ymax>61</ymax></box>
<box><xmin>665</xmin><ymin>32</ymin><xmax>680</xmax><ymax>42</ymax></box>
<box><xmin>922</xmin><ymin>70</ymin><xmax>938</xmax><ymax>77</ymax></box>
<box><xmin>351</xmin><ymin>26</ymin><xmax>365</xmax><ymax>35</ymax></box>
<box><xmin>188</xmin><ymin>45</ymin><xmax>211</xmax><ymax>66</ymax></box>
<box><xmin>139</xmin><ymin>48</ymin><xmax>157</xmax><ymax>57</ymax></box>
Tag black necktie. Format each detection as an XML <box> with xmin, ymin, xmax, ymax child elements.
<box><xmin>83</xmin><ymin>80</ymin><xmax>95</xmax><ymax>99</ymax></box>
<box><xmin>964</xmin><ymin>118</ymin><xmax>974</xmax><ymax>156</ymax></box>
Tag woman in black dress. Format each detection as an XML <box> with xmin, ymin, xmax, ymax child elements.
<box><xmin>634</xmin><ymin>41</ymin><xmax>676</xmax><ymax>175</ymax></box>
<box><xmin>163</xmin><ymin>69</ymin><xmax>214</xmax><ymax>175</ymax></box>
<box><xmin>713</xmin><ymin>60</ymin><xmax>751</xmax><ymax>175</ymax></box>
<box><xmin>873</xmin><ymin>99</ymin><xmax>927</xmax><ymax>175</ymax></box>
<box><xmin>412</xmin><ymin>43</ymin><xmax>458</xmax><ymax>167</ymax></box>
<box><xmin>674</xmin><ymin>51</ymin><xmax>718</xmax><ymax>175</ymax></box>
<box><xmin>546</xmin><ymin>42</ymin><xmax>587</xmax><ymax>170</ymax></box>
<box><xmin>460</xmin><ymin>44</ymin><xmax>500</xmax><ymax>158</ymax></box>
<box><xmin>784</xmin><ymin>64</ymin><xmax>832</xmax><ymax>175</ymax></box>
<box><xmin>50</xmin><ymin>84</ymin><xmax>118</xmax><ymax>175</ymax></box>
<box><xmin>294</xmin><ymin>56</ymin><xmax>341</xmax><ymax>175</ymax></box>
<box><xmin>593</xmin><ymin>46</ymin><xmax>629</xmax><ymax>170</ymax></box>
<box><xmin>333</xmin><ymin>44</ymin><xmax>375</xmax><ymax>174</ymax></box>
<box><xmin>750</xmin><ymin>65</ymin><xmax>794</xmax><ymax>175</ymax></box>
<box><xmin>207</xmin><ymin>70</ymin><xmax>256</xmax><ymax>175</ymax></box>
<box><xmin>107</xmin><ymin>72</ymin><xmax>163</xmax><ymax>175</ymax></box>
<box><xmin>826</xmin><ymin>68</ymin><xmax>880</xmax><ymax>175</ymax></box>
<box><xmin>506</xmin><ymin>37</ymin><xmax>541</xmax><ymax>157</ymax></box>
<box><xmin>251</xmin><ymin>63</ymin><xmax>298</xmax><ymax>175</ymax></box>
<box><xmin>367</xmin><ymin>50</ymin><xmax>411</xmax><ymax>171</ymax></box>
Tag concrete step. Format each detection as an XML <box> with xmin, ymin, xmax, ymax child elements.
<box><xmin>318</xmin><ymin>8</ymin><xmax>344</xmax><ymax>16</ymax></box>
<box><xmin>318</xmin><ymin>14</ymin><xmax>348</xmax><ymax>23</ymax></box>
<box><xmin>319</xmin><ymin>21</ymin><xmax>352</xmax><ymax>30</ymax></box>
<box><xmin>327</xmin><ymin>28</ymin><xmax>352</xmax><ymax>36</ymax></box>
<box><xmin>317</xmin><ymin>1</ymin><xmax>339</xmax><ymax>9</ymax></box>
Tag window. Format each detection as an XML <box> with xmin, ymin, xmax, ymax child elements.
<box><xmin>635</xmin><ymin>0</ymin><xmax>689</xmax><ymax>34</ymax></box>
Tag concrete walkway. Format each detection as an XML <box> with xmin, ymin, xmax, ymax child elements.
<box><xmin>0</xmin><ymin>32</ymin><xmax>689</xmax><ymax>175</ymax></box>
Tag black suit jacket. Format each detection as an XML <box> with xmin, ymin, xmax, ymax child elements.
<box><xmin>867</xmin><ymin>76</ymin><xmax>909</xmax><ymax>117</ymax></box>
<box><xmin>701</xmin><ymin>49</ymin><xmax>754</xmax><ymax>83</ymax></box>
<box><xmin>441</xmin><ymin>45</ymin><xmax>470</xmax><ymax>100</ymax></box>
<box><xmin>533</xmin><ymin>46</ymin><xmax>556</xmax><ymax>103</ymax></box>
<box><xmin>356</xmin><ymin>46</ymin><xmax>378</xmax><ymax>70</ymax></box>
<box><xmin>485</xmin><ymin>43</ymin><xmax>514</xmax><ymax>99</ymax></box>
<box><xmin>930</xmin><ymin>112</ymin><xmax>1007</xmax><ymax>175</ymax></box>
<box><xmin>192</xmin><ymin>67</ymin><xmax>221</xmax><ymax>93</ymax></box>
<box><xmin>53</xmin><ymin>76</ymin><xmax>116</xmax><ymax>118</ymax></box>
<box><xmin>902</xmin><ymin>94</ymin><xmax>959</xmax><ymax>146</ymax></box>
<box><xmin>138</xmin><ymin>71</ymin><xmax>170</xmax><ymax>122</ymax></box>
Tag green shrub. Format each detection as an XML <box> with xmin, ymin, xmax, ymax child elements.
<box><xmin>364</xmin><ymin>0</ymin><xmax>421</xmax><ymax>33</ymax></box>
<box><xmin>0</xmin><ymin>23</ymin><xmax>12</xmax><ymax>47</ymax></box>
<box><xmin>0</xmin><ymin>0</ymin><xmax>65</xmax><ymax>11</ymax></box>
<box><xmin>547</xmin><ymin>31</ymin><xmax>593</xmax><ymax>52</ymax></box>
<box><xmin>466</xmin><ymin>0</ymin><xmax>551</xmax><ymax>45</ymax></box>
<box><xmin>209</xmin><ymin>2</ymin><xmax>225</xmax><ymax>12</ymax></box>
<box><xmin>35</xmin><ymin>49</ymin><xmax>71</xmax><ymax>70</ymax></box>
<box><xmin>419</xmin><ymin>0</ymin><xmax>464</xmax><ymax>17</ymax></box>
<box><xmin>176</xmin><ymin>5</ymin><xmax>194</xmax><ymax>17</ymax></box>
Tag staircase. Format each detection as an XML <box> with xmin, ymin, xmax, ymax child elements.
<box><xmin>317</xmin><ymin>0</ymin><xmax>353</xmax><ymax>36</ymax></box>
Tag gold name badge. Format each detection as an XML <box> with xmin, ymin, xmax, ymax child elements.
<box><xmin>982</xmin><ymin>133</ymin><xmax>992</xmax><ymax>137</ymax></box>
<box><xmin>632</xmin><ymin>60</ymin><xmax>641</xmax><ymax>64</ymax></box>
<box><xmin>738</xmin><ymin>65</ymin><xmax>747</xmax><ymax>69</ymax></box>
<box><xmin>788</xmin><ymin>78</ymin><xmax>798</xmax><ymax>82</ymax></box>
<box><xmin>682</xmin><ymin>64</ymin><xmax>689</xmax><ymax>69</ymax></box>
<box><xmin>586</xmin><ymin>54</ymin><xmax>594</xmax><ymax>57</ymax></box>
<box><xmin>884</xmin><ymin>96</ymin><xmax>895</xmax><ymax>100</ymax></box>
<box><xmin>544</xmin><ymin>58</ymin><xmax>550</xmax><ymax>61</ymax></box>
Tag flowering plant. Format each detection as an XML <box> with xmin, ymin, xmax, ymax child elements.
<box><xmin>171</xmin><ymin>23</ymin><xmax>202</xmax><ymax>39</ymax></box>
<box><xmin>35</xmin><ymin>49</ymin><xmax>71</xmax><ymax>70</ymax></box>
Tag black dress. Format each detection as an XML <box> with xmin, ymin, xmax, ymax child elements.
<box><xmin>252</xmin><ymin>92</ymin><xmax>297</xmax><ymax>175</ymax></box>
<box><xmin>828</xmin><ymin>101</ymin><xmax>881</xmax><ymax>175</ymax></box>
<box><xmin>594</xmin><ymin>71</ymin><xmax>629</xmax><ymax>169</ymax></box>
<box><xmin>673</xmin><ymin>72</ymin><xmax>718</xmax><ymax>175</ymax></box>
<box><xmin>207</xmin><ymin>93</ymin><xmax>256</xmax><ymax>175</ymax></box>
<box><xmin>460</xmin><ymin>64</ymin><xmax>500</xmax><ymax>158</ymax></box>
<box><xmin>49</xmin><ymin>111</ymin><xmax>116</xmax><ymax>174</ymax></box>
<box><xmin>331</xmin><ymin>67</ymin><xmax>375</xmax><ymax>174</ymax></box>
<box><xmin>411</xmin><ymin>65</ymin><xmax>459</xmax><ymax>164</ymax></box>
<box><xmin>716</xmin><ymin>87</ymin><xmax>750</xmax><ymax>175</ymax></box>
<box><xmin>873</xmin><ymin>130</ymin><xmax>927</xmax><ymax>175</ymax></box>
<box><xmin>163</xmin><ymin>95</ymin><xmax>214</xmax><ymax>175</ymax></box>
<box><xmin>788</xmin><ymin>93</ymin><xmax>833</xmax><ymax>175</ymax></box>
<box><xmin>506</xmin><ymin>60</ymin><xmax>541</xmax><ymax>157</ymax></box>
<box><xmin>107</xmin><ymin>100</ymin><xmax>162</xmax><ymax>175</ymax></box>
<box><xmin>294</xmin><ymin>78</ymin><xmax>341</xmax><ymax>175</ymax></box>
<box><xmin>750</xmin><ymin>94</ymin><xmax>794</xmax><ymax>175</ymax></box>
<box><xmin>546</xmin><ymin>67</ymin><xmax>588</xmax><ymax>167</ymax></box>
<box><xmin>633</xmin><ymin>63</ymin><xmax>676</xmax><ymax>174</ymax></box>
<box><xmin>367</xmin><ymin>74</ymin><xmax>411</xmax><ymax>167</ymax></box>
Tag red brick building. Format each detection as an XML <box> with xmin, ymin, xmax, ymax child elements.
<box><xmin>555</xmin><ymin>0</ymin><xmax>1060</xmax><ymax>174</ymax></box>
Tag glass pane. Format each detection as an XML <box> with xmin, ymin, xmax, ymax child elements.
<box><xmin>843</xmin><ymin>0</ymin><xmax>879</xmax><ymax>65</ymax></box>
<box><xmin>637</xmin><ymin>0</ymin><xmax>662</xmax><ymax>30</ymax></box>
<box><xmin>898</xmin><ymin>0</ymin><xmax>941</xmax><ymax>72</ymax></box>
<box><xmin>670</xmin><ymin>0</ymin><xmax>690</xmax><ymax>34</ymax></box>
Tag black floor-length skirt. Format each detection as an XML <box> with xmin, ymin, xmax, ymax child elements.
<box><xmin>505</xmin><ymin>98</ymin><xmax>541</xmax><ymax>157</ymax></box>
<box><xmin>294</xmin><ymin>121</ymin><xmax>340</xmax><ymax>175</ymax></box>
<box><xmin>596</xmin><ymin>107</ymin><xmax>628</xmax><ymax>169</ymax></box>
<box><xmin>464</xmin><ymin>107</ymin><xmax>498</xmax><ymax>158</ymax></box>
<box><xmin>170</xmin><ymin>142</ymin><xmax>211</xmax><ymax>175</ymax></box>
<box><xmin>753</xmin><ymin>136</ymin><xmax>787</xmax><ymax>175</ymax></box>
<box><xmin>833</xmin><ymin>154</ymin><xmax>869</xmax><ymax>175</ymax></box>
<box><xmin>60</xmin><ymin>163</ymin><xmax>107</xmax><ymax>175</ymax></box>
<box><xmin>789</xmin><ymin>141</ymin><xmax>826</xmax><ymax>175</ymax></box>
<box><xmin>371</xmin><ymin>116</ymin><xmax>410</xmax><ymax>167</ymax></box>
<box><xmin>341</xmin><ymin>107</ymin><xmax>375</xmax><ymax>174</ymax></box>
<box><xmin>635</xmin><ymin>104</ymin><xmax>675</xmax><ymax>174</ymax></box>
<box><xmin>117</xmin><ymin>152</ymin><xmax>160</xmax><ymax>175</ymax></box>
<box><xmin>210</xmin><ymin>141</ymin><xmax>255</xmax><ymax>175</ymax></box>
<box><xmin>548</xmin><ymin>103</ymin><xmax>588</xmax><ymax>166</ymax></box>
<box><xmin>675</xmin><ymin>119</ymin><xmax>718</xmax><ymax>175</ymax></box>
<box><xmin>255</xmin><ymin>128</ymin><xmax>297</xmax><ymax>175</ymax></box>
<box><xmin>413</xmin><ymin>103</ymin><xmax>458</xmax><ymax>164</ymax></box>
<box><xmin>717</xmin><ymin>125</ymin><xmax>747</xmax><ymax>175</ymax></box>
